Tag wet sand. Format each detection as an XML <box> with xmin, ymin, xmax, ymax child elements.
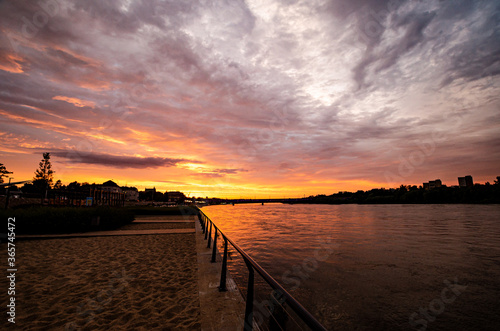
<box><xmin>1</xmin><ymin>234</ymin><xmax>201</xmax><ymax>330</ymax></box>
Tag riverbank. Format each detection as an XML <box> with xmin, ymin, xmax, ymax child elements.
<box><xmin>291</xmin><ymin>184</ymin><xmax>500</xmax><ymax>204</ymax></box>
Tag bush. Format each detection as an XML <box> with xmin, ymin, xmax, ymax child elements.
<box><xmin>0</xmin><ymin>206</ymin><xmax>134</xmax><ymax>235</ymax></box>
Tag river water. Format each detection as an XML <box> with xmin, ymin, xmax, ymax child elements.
<box><xmin>202</xmin><ymin>203</ymin><xmax>500</xmax><ymax>331</ymax></box>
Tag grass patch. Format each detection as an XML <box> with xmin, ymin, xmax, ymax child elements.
<box><xmin>1</xmin><ymin>206</ymin><xmax>134</xmax><ymax>235</ymax></box>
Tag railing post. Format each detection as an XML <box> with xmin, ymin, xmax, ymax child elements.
<box><xmin>244</xmin><ymin>259</ymin><xmax>255</xmax><ymax>331</ymax></box>
<box><xmin>205</xmin><ymin>219</ymin><xmax>209</xmax><ymax>240</ymax></box>
<box><xmin>211</xmin><ymin>227</ymin><xmax>218</xmax><ymax>262</ymax></box>
<box><xmin>200</xmin><ymin>213</ymin><xmax>205</xmax><ymax>233</ymax></box>
<box><xmin>219</xmin><ymin>236</ymin><xmax>228</xmax><ymax>292</ymax></box>
<box><xmin>207</xmin><ymin>221</ymin><xmax>212</xmax><ymax>248</ymax></box>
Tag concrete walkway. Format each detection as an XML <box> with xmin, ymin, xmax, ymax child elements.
<box><xmin>195</xmin><ymin>217</ymin><xmax>246</xmax><ymax>330</ymax></box>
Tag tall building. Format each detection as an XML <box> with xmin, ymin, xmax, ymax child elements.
<box><xmin>430</xmin><ymin>179</ymin><xmax>442</xmax><ymax>189</ymax></box>
<box><xmin>458</xmin><ymin>175</ymin><xmax>473</xmax><ymax>187</ymax></box>
<box><xmin>423</xmin><ymin>179</ymin><xmax>442</xmax><ymax>190</ymax></box>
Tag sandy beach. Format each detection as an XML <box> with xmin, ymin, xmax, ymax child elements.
<box><xmin>1</xmin><ymin>233</ymin><xmax>201</xmax><ymax>330</ymax></box>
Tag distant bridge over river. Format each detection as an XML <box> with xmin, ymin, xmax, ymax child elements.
<box><xmin>216</xmin><ymin>198</ymin><xmax>311</xmax><ymax>205</ymax></box>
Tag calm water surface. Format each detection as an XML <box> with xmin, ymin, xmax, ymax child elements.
<box><xmin>203</xmin><ymin>204</ymin><xmax>500</xmax><ymax>331</ymax></box>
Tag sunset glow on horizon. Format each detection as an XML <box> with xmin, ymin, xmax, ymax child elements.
<box><xmin>1</xmin><ymin>0</ymin><xmax>499</xmax><ymax>198</ymax></box>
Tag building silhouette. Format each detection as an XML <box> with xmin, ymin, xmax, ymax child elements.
<box><xmin>121</xmin><ymin>186</ymin><xmax>139</xmax><ymax>201</ymax></box>
<box><xmin>102</xmin><ymin>180</ymin><xmax>122</xmax><ymax>193</ymax></box>
<box><xmin>458</xmin><ymin>175</ymin><xmax>473</xmax><ymax>188</ymax></box>
<box><xmin>144</xmin><ymin>187</ymin><xmax>156</xmax><ymax>201</ymax></box>
<box><xmin>423</xmin><ymin>179</ymin><xmax>442</xmax><ymax>190</ymax></box>
<box><xmin>166</xmin><ymin>191</ymin><xmax>186</xmax><ymax>204</ymax></box>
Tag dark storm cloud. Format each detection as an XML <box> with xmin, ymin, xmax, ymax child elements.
<box><xmin>50</xmin><ymin>150</ymin><xmax>196</xmax><ymax>169</ymax></box>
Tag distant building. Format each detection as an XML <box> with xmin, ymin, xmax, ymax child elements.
<box><xmin>458</xmin><ymin>176</ymin><xmax>473</xmax><ymax>188</ymax></box>
<box><xmin>423</xmin><ymin>179</ymin><xmax>442</xmax><ymax>190</ymax></box>
<box><xmin>95</xmin><ymin>180</ymin><xmax>125</xmax><ymax>206</ymax></box>
<box><xmin>144</xmin><ymin>187</ymin><xmax>156</xmax><ymax>201</ymax></box>
<box><xmin>121</xmin><ymin>186</ymin><xmax>139</xmax><ymax>201</ymax></box>
<box><xmin>429</xmin><ymin>179</ymin><xmax>442</xmax><ymax>189</ymax></box>
<box><xmin>166</xmin><ymin>191</ymin><xmax>186</xmax><ymax>204</ymax></box>
<box><xmin>101</xmin><ymin>180</ymin><xmax>122</xmax><ymax>193</ymax></box>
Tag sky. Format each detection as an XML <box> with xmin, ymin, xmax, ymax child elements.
<box><xmin>0</xmin><ymin>0</ymin><xmax>499</xmax><ymax>198</ymax></box>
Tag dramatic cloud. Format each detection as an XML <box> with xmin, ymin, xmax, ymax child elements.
<box><xmin>50</xmin><ymin>150</ymin><xmax>192</xmax><ymax>169</ymax></box>
<box><xmin>0</xmin><ymin>0</ymin><xmax>498</xmax><ymax>197</ymax></box>
<box><xmin>52</xmin><ymin>96</ymin><xmax>96</xmax><ymax>108</ymax></box>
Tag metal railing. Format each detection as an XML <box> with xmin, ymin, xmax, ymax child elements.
<box><xmin>197</xmin><ymin>208</ymin><xmax>327</xmax><ymax>331</ymax></box>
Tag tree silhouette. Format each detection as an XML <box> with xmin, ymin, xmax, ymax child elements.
<box><xmin>33</xmin><ymin>153</ymin><xmax>55</xmax><ymax>195</ymax></box>
<box><xmin>54</xmin><ymin>179</ymin><xmax>62</xmax><ymax>189</ymax></box>
<box><xmin>0</xmin><ymin>163</ymin><xmax>13</xmax><ymax>184</ymax></box>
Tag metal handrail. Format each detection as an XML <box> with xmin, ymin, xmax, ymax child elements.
<box><xmin>197</xmin><ymin>208</ymin><xmax>327</xmax><ymax>331</ymax></box>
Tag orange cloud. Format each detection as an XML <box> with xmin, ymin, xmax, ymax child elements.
<box><xmin>80</xmin><ymin>132</ymin><xmax>128</xmax><ymax>145</ymax></box>
<box><xmin>0</xmin><ymin>109</ymin><xmax>68</xmax><ymax>130</ymax></box>
<box><xmin>76</xmin><ymin>80</ymin><xmax>111</xmax><ymax>92</ymax></box>
<box><xmin>52</xmin><ymin>96</ymin><xmax>96</xmax><ymax>108</ymax></box>
<box><xmin>0</xmin><ymin>54</ymin><xmax>24</xmax><ymax>73</ymax></box>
